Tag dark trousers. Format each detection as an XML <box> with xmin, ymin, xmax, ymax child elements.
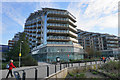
<box><xmin>6</xmin><ymin>70</ymin><xmax>13</xmax><ymax>78</ymax></box>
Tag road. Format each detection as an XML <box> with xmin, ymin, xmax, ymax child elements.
<box><xmin>1</xmin><ymin>61</ymin><xmax>104</xmax><ymax>79</ymax></box>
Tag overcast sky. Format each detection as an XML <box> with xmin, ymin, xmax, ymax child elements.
<box><xmin>1</xmin><ymin>0</ymin><xmax>119</xmax><ymax>45</ymax></box>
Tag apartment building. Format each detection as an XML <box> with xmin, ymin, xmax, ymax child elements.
<box><xmin>118</xmin><ymin>37</ymin><xmax>120</xmax><ymax>47</ymax></box>
<box><xmin>24</xmin><ymin>8</ymin><xmax>85</xmax><ymax>62</ymax></box>
<box><xmin>8</xmin><ymin>32</ymin><xmax>22</xmax><ymax>50</ymax></box>
<box><xmin>78</xmin><ymin>29</ymin><xmax>119</xmax><ymax>56</ymax></box>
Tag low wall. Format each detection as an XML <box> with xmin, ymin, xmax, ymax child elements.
<box><xmin>46</xmin><ymin>68</ymin><xmax>68</xmax><ymax>79</ymax></box>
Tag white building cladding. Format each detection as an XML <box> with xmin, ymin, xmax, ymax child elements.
<box><xmin>24</xmin><ymin>8</ymin><xmax>85</xmax><ymax>62</ymax></box>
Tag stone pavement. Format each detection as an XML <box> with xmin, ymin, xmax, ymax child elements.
<box><xmin>1</xmin><ymin>62</ymin><xmax>51</xmax><ymax>79</ymax></box>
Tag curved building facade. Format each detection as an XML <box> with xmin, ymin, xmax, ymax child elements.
<box><xmin>24</xmin><ymin>8</ymin><xmax>85</xmax><ymax>62</ymax></box>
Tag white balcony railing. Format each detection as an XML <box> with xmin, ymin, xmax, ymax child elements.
<box><xmin>69</xmin><ymin>25</ymin><xmax>77</xmax><ymax>32</ymax></box>
<box><xmin>70</xmin><ymin>37</ymin><xmax>78</xmax><ymax>42</ymax></box>
<box><xmin>69</xmin><ymin>31</ymin><xmax>77</xmax><ymax>37</ymax></box>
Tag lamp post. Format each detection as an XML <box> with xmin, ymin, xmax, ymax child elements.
<box><xmin>19</xmin><ymin>41</ymin><xmax>23</xmax><ymax>67</ymax></box>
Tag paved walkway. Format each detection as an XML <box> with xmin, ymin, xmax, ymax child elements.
<box><xmin>1</xmin><ymin>62</ymin><xmax>51</xmax><ymax>79</ymax></box>
<box><xmin>1</xmin><ymin>61</ymin><xmax>104</xmax><ymax>79</ymax></box>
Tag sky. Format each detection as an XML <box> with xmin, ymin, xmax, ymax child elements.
<box><xmin>0</xmin><ymin>0</ymin><xmax>119</xmax><ymax>45</ymax></box>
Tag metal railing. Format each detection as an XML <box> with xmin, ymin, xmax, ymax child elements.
<box><xmin>13</xmin><ymin>60</ymin><xmax>108</xmax><ymax>80</ymax></box>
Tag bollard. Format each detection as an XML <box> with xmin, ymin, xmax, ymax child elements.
<box><xmin>35</xmin><ymin>68</ymin><xmax>37</xmax><ymax>80</ymax></box>
<box><xmin>47</xmin><ymin>65</ymin><xmax>49</xmax><ymax>77</ymax></box>
<box><xmin>22</xmin><ymin>70</ymin><xmax>26</xmax><ymax>80</ymax></box>
<box><xmin>68</xmin><ymin>63</ymin><xmax>69</xmax><ymax>67</ymax></box>
<box><xmin>60</xmin><ymin>63</ymin><xmax>61</xmax><ymax>70</ymax></box>
<box><xmin>55</xmin><ymin>64</ymin><xmax>56</xmax><ymax>73</ymax></box>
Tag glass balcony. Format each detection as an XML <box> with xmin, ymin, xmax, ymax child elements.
<box><xmin>47</xmin><ymin>17</ymin><xmax>68</xmax><ymax>21</ymax></box>
<box><xmin>32</xmin><ymin>29</ymin><xmax>36</xmax><ymax>32</ymax></box>
<box><xmin>47</xmin><ymin>41</ymin><xmax>70</xmax><ymax>44</ymax></box>
<box><xmin>37</xmin><ymin>34</ymin><xmax>41</xmax><ymax>37</ymax></box>
<box><xmin>107</xmin><ymin>41</ymin><xmax>118</xmax><ymax>43</ymax></box>
<box><xmin>47</xmin><ymin>29</ymin><xmax>69</xmax><ymax>33</ymax></box>
<box><xmin>47</xmin><ymin>36</ymin><xmax>69</xmax><ymax>40</ymax></box>
<box><xmin>29</xmin><ymin>30</ymin><xmax>33</xmax><ymax>32</ymax></box>
<box><xmin>32</xmin><ymin>34</ymin><xmax>36</xmax><ymax>36</ymax></box>
<box><xmin>32</xmin><ymin>38</ymin><xmax>36</xmax><ymax>41</ymax></box>
<box><xmin>37</xmin><ymin>29</ymin><xmax>41</xmax><ymax>32</ymax></box>
<box><xmin>38</xmin><ymin>24</ymin><xmax>41</xmax><ymax>26</ymax></box>
<box><xmin>47</xmin><ymin>11</ymin><xmax>67</xmax><ymax>15</ymax></box>
<box><xmin>47</xmin><ymin>23</ymin><xmax>68</xmax><ymax>27</ymax></box>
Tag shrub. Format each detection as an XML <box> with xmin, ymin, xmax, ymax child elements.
<box><xmin>69</xmin><ymin>73</ymin><xmax>74</xmax><ymax>77</ymax></box>
<box><xmin>76</xmin><ymin>73</ymin><xmax>85</xmax><ymax>78</ymax></box>
<box><xmin>21</xmin><ymin>55</ymin><xmax>38</xmax><ymax>66</ymax></box>
<box><xmin>100</xmin><ymin>61</ymin><xmax>119</xmax><ymax>71</ymax></box>
<box><xmin>92</xmin><ymin>71</ymin><xmax>97</xmax><ymax>75</ymax></box>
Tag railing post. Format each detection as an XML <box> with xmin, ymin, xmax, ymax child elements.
<box><xmin>47</xmin><ymin>65</ymin><xmax>49</xmax><ymax>77</ymax></box>
<box><xmin>22</xmin><ymin>70</ymin><xmax>26</xmax><ymax>80</ymax></box>
<box><xmin>99</xmin><ymin>60</ymin><xmax>101</xmax><ymax>64</ymax></box>
<box><xmin>79</xmin><ymin>63</ymin><xmax>80</xmax><ymax>66</ymax></box>
<box><xmin>91</xmin><ymin>61</ymin><xmax>92</xmax><ymax>65</ymax></box>
<box><xmin>60</xmin><ymin>63</ymin><xmax>61</xmax><ymax>70</ymax></box>
<box><xmin>35</xmin><ymin>68</ymin><xmax>37</xmax><ymax>80</ymax></box>
<box><xmin>55</xmin><ymin>64</ymin><xmax>56</xmax><ymax>73</ymax></box>
<box><xmin>85</xmin><ymin>61</ymin><xmax>87</xmax><ymax>66</ymax></box>
<box><xmin>66</xmin><ymin>63</ymin><xmax>67</xmax><ymax>67</ymax></box>
<box><xmin>95</xmin><ymin>60</ymin><xmax>97</xmax><ymax>64</ymax></box>
<box><xmin>71</xmin><ymin>63</ymin><xmax>73</xmax><ymax>67</ymax></box>
<box><xmin>63</xmin><ymin>64</ymin><xmax>65</xmax><ymax>68</ymax></box>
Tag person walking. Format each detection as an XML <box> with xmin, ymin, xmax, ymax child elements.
<box><xmin>102</xmin><ymin>57</ymin><xmax>106</xmax><ymax>63</ymax></box>
<box><xmin>6</xmin><ymin>60</ymin><xmax>16</xmax><ymax>78</ymax></box>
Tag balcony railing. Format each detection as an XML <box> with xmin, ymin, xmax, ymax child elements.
<box><xmin>70</xmin><ymin>37</ymin><xmax>78</xmax><ymax>42</ymax></box>
<box><xmin>69</xmin><ymin>31</ymin><xmax>77</xmax><ymax>37</ymax></box>
<box><xmin>37</xmin><ymin>29</ymin><xmax>41</xmax><ymax>32</ymax></box>
<box><xmin>47</xmin><ymin>23</ymin><xmax>68</xmax><ymax>27</ymax></box>
<box><xmin>69</xmin><ymin>25</ymin><xmax>77</xmax><ymax>32</ymax></box>
<box><xmin>32</xmin><ymin>34</ymin><xmax>36</xmax><ymax>36</ymax></box>
<box><xmin>47</xmin><ymin>30</ymin><xmax>69</xmax><ymax>33</ymax></box>
<box><xmin>37</xmin><ymin>34</ymin><xmax>41</xmax><ymax>37</ymax></box>
<box><xmin>69</xmin><ymin>19</ymin><xmax>76</xmax><ymax>26</ymax></box>
<box><xmin>47</xmin><ymin>11</ymin><xmax>67</xmax><ymax>15</ymax></box>
<box><xmin>47</xmin><ymin>17</ymin><xmax>68</xmax><ymax>21</ymax></box>
<box><xmin>47</xmin><ymin>36</ymin><xmax>69</xmax><ymax>40</ymax></box>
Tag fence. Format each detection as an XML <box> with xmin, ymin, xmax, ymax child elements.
<box><xmin>14</xmin><ymin>60</ymin><xmax>105</xmax><ymax>80</ymax></box>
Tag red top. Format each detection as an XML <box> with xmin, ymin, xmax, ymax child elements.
<box><xmin>102</xmin><ymin>57</ymin><xmax>105</xmax><ymax>60</ymax></box>
<box><xmin>8</xmin><ymin>62</ymin><xmax>16</xmax><ymax>70</ymax></box>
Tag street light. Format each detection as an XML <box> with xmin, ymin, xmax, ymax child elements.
<box><xmin>19</xmin><ymin>41</ymin><xmax>23</xmax><ymax>67</ymax></box>
<box><xmin>56</xmin><ymin>50</ymin><xmax>60</xmax><ymax>63</ymax></box>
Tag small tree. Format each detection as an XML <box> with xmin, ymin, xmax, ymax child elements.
<box><xmin>95</xmin><ymin>51</ymin><xmax>101</xmax><ymax>58</ymax></box>
<box><xmin>85</xmin><ymin>47</ymin><xmax>95</xmax><ymax>58</ymax></box>
<box><xmin>6</xmin><ymin>32</ymin><xmax>38</xmax><ymax>66</ymax></box>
